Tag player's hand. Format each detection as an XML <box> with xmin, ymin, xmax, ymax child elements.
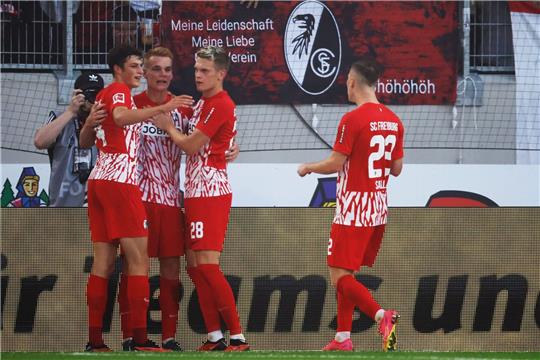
<box><xmin>225</xmin><ymin>140</ymin><xmax>240</xmax><ymax>162</ymax></box>
<box><xmin>151</xmin><ymin>112</ymin><xmax>175</xmax><ymax>132</ymax></box>
<box><xmin>68</xmin><ymin>89</ymin><xmax>86</xmax><ymax>115</ymax></box>
<box><xmin>297</xmin><ymin>164</ymin><xmax>311</xmax><ymax>177</ymax></box>
<box><xmin>162</xmin><ymin>95</ymin><xmax>194</xmax><ymax>112</ymax></box>
<box><xmin>85</xmin><ymin>101</ymin><xmax>106</xmax><ymax>129</ymax></box>
<box><xmin>176</xmin><ymin>94</ymin><xmax>194</xmax><ymax>108</ymax></box>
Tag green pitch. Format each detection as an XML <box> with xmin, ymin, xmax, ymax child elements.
<box><xmin>2</xmin><ymin>352</ymin><xmax>539</xmax><ymax>360</ymax></box>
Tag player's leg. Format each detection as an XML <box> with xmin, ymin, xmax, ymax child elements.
<box><xmin>329</xmin><ymin>224</ymin><xmax>399</xmax><ymax>351</ymax></box>
<box><xmin>86</xmin><ymin>241</ymin><xmax>117</xmax><ymax>352</ymax></box>
<box><xmin>185</xmin><ymin>195</ymin><xmax>237</xmax><ymax>350</ymax></box>
<box><xmin>185</xmin><ymin>249</ymin><xmax>227</xmax><ymax>351</ymax></box>
<box><xmin>85</xmin><ymin>180</ymin><xmax>114</xmax><ymax>352</ymax></box>
<box><xmin>159</xmin><ymin>256</ymin><xmax>182</xmax><ymax>350</ymax></box>
<box><xmin>151</xmin><ymin>203</ymin><xmax>185</xmax><ymax>350</ymax></box>
<box><xmin>195</xmin><ymin>250</ymin><xmax>249</xmax><ymax>351</ymax></box>
<box><xmin>119</xmin><ymin>236</ymin><xmax>160</xmax><ymax>350</ymax></box>
<box><xmin>118</xmin><ymin>257</ymin><xmax>133</xmax><ymax>350</ymax></box>
<box><xmin>321</xmin><ymin>266</ymin><xmax>355</xmax><ymax>351</ymax></box>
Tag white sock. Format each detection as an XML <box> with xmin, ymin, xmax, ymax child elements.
<box><xmin>375</xmin><ymin>309</ymin><xmax>385</xmax><ymax>322</ymax></box>
<box><xmin>207</xmin><ymin>330</ymin><xmax>224</xmax><ymax>342</ymax></box>
<box><xmin>230</xmin><ymin>333</ymin><xmax>246</xmax><ymax>341</ymax></box>
<box><xmin>334</xmin><ymin>331</ymin><xmax>351</xmax><ymax>343</ymax></box>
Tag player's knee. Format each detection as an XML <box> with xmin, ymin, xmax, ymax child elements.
<box><xmin>91</xmin><ymin>259</ymin><xmax>115</xmax><ymax>278</ymax></box>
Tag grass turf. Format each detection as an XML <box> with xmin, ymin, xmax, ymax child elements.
<box><xmin>2</xmin><ymin>352</ymin><xmax>539</xmax><ymax>360</ymax></box>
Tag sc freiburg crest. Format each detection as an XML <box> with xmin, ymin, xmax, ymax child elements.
<box><xmin>284</xmin><ymin>0</ymin><xmax>341</xmax><ymax>95</ymax></box>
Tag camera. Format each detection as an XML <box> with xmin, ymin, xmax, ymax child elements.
<box><xmin>82</xmin><ymin>88</ymin><xmax>99</xmax><ymax>104</ymax></box>
<box><xmin>73</xmin><ymin>147</ymin><xmax>93</xmax><ymax>183</ymax></box>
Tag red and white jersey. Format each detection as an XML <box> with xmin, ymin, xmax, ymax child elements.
<box><xmin>134</xmin><ymin>91</ymin><xmax>191</xmax><ymax>207</ymax></box>
<box><xmin>89</xmin><ymin>82</ymin><xmax>141</xmax><ymax>185</ymax></box>
<box><xmin>332</xmin><ymin>102</ymin><xmax>404</xmax><ymax>227</ymax></box>
<box><xmin>184</xmin><ymin>90</ymin><xmax>237</xmax><ymax>198</ymax></box>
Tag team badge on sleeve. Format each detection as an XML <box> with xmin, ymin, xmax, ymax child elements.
<box><xmin>112</xmin><ymin>93</ymin><xmax>126</xmax><ymax>105</ymax></box>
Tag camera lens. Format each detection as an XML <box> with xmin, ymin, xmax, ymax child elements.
<box><xmin>83</xmin><ymin>89</ymin><xmax>97</xmax><ymax>103</ymax></box>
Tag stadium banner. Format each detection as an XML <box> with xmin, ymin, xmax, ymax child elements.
<box><xmin>161</xmin><ymin>1</ymin><xmax>458</xmax><ymax>105</ymax></box>
<box><xmin>509</xmin><ymin>1</ymin><xmax>540</xmax><ymax>164</ymax></box>
<box><xmin>1</xmin><ymin>208</ymin><xmax>539</xmax><ymax>351</ymax></box>
<box><xmin>1</xmin><ymin>164</ymin><xmax>539</xmax><ymax>207</ymax></box>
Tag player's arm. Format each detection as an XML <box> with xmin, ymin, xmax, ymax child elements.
<box><xmin>152</xmin><ymin>112</ymin><xmax>209</xmax><ymax>155</ymax></box>
<box><xmin>390</xmin><ymin>157</ymin><xmax>403</xmax><ymax>177</ymax></box>
<box><xmin>112</xmin><ymin>95</ymin><xmax>193</xmax><ymax>127</ymax></box>
<box><xmin>390</xmin><ymin>122</ymin><xmax>405</xmax><ymax>177</ymax></box>
<box><xmin>79</xmin><ymin>101</ymin><xmax>107</xmax><ymax>148</ymax></box>
<box><xmin>226</xmin><ymin>140</ymin><xmax>239</xmax><ymax>162</ymax></box>
<box><xmin>297</xmin><ymin>151</ymin><xmax>347</xmax><ymax>177</ymax></box>
<box><xmin>34</xmin><ymin>90</ymin><xmax>84</xmax><ymax>149</ymax></box>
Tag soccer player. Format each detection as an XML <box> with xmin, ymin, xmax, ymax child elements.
<box><xmin>82</xmin><ymin>44</ymin><xmax>187</xmax><ymax>352</ymax></box>
<box><xmin>298</xmin><ymin>58</ymin><xmax>404</xmax><ymax>352</ymax></box>
<box><xmin>127</xmin><ymin>47</ymin><xmax>192</xmax><ymax>351</ymax></box>
<box><xmin>152</xmin><ymin>46</ymin><xmax>249</xmax><ymax>352</ymax></box>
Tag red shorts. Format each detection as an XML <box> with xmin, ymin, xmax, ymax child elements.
<box><xmin>144</xmin><ymin>201</ymin><xmax>185</xmax><ymax>258</ymax></box>
<box><xmin>184</xmin><ymin>194</ymin><xmax>232</xmax><ymax>252</ymax></box>
<box><xmin>87</xmin><ymin>180</ymin><xmax>147</xmax><ymax>242</ymax></box>
<box><xmin>327</xmin><ymin>223</ymin><xmax>386</xmax><ymax>271</ymax></box>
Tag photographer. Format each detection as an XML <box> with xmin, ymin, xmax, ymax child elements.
<box><xmin>34</xmin><ymin>72</ymin><xmax>106</xmax><ymax>207</ymax></box>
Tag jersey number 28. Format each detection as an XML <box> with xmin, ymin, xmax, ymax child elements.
<box><xmin>190</xmin><ymin>221</ymin><xmax>204</xmax><ymax>239</ymax></box>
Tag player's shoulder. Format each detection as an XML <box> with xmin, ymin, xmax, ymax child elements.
<box><xmin>133</xmin><ymin>91</ymin><xmax>149</xmax><ymax>106</ymax></box>
<box><xmin>133</xmin><ymin>91</ymin><xmax>146</xmax><ymax>101</ymax></box>
<box><xmin>380</xmin><ymin>104</ymin><xmax>403</xmax><ymax>128</ymax></box>
<box><xmin>214</xmin><ymin>90</ymin><xmax>236</xmax><ymax>109</ymax></box>
<box><xmin>379</xmin><ymin>103</ymin><xmax>399</xmax><ymax>118</ymax></box>
<box><xmin>340</xmin><ymin>106</ymin><xmax>364</xmax><ymax>125</ymax></box>
<box><xmin>99</xmin><ymin>82</ymin><xmax>127</xmax><ymax>99</ymax></box>
<box><xmin>107</xmin><ymin>81</ymin><xmax>129</xmax><ymax>92</ymax></box>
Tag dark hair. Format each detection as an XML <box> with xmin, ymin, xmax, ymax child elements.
<box><xmin>196</xmin><ymin>46</ymin><xmax>231</xmax><ymax>71</ymax></box>
<box><xmin>107</xmin><ymin>45</ymin><xmax>143</xmax><ymax>73</ymax></box>
<box><xmin>350</xmin><ymin>57</ymin><xmax>383</xmax><ymax>87</ymax></box>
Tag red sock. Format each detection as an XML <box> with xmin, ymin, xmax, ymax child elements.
<box><xmin>86</xmin><ymin>274</ymin><xmax>108</xmax><ymax>346</ymax></box>
<box><xmin>159</xmin><ymin>277</ymin><xmax>180</xmax><ymax>341</ymax></box>
<box><xmin>118</xmin><ymin>273</ymin><xmax>132</xmax><ymax>339</ymax></box>
<box><xmin>197</xmin><ymin>264</ymin><xmax>242</xmax><ymax>335</ymax></box>
<box><xmin>337</xmin><ymin>289</ymin><xmax>355</xmax><ymax>332</ymax></box>
<box><xmin>187</xmin><ymin>266</ymin><xmax>221</xmax><ymax>333</ymax></box>
<box><xmin>337</xmin><ymin>274</ymin><xmax>381</xmax><ymax>320</ymax></box>
<box><xmin>127</xmin><ymin>275</ymin><xmax>149</xmax><ymax>344</ymax></box>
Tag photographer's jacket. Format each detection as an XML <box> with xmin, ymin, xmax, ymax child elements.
<box><xmin>47</xmin><ymin>112</ymin><xmax>97</xmax><ymax>207</ymax></box>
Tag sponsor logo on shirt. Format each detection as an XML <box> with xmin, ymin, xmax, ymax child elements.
<box><xmin>141</xmin><ymin>123</ymin><xmax>169</xmax><ymax>137</ymax></box>
<box><xmin>112</xmin><ymin>93</ymin><xmax>125</xmax><ymax>105</ymax></box>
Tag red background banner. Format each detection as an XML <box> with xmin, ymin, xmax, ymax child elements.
<box><xmin>162</xmin><ymin>1</ymin><xmax>458</xmax><ymax>105</ymax></box>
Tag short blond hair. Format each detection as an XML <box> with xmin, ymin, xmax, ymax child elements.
<box><xmin>196</xmin><ymin>46</ymin><xmax>230</xmax><ymax>71</ymax></box>
<box><xmin>144</xmin><ymin>47</ymin><xmax>174</xmax><ymax>64</ymax></box>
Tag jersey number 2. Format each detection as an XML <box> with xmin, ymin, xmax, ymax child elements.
<box><xmin>368</xmin><ymin>134</ymin><xmax>396</xmax><ymax>178</ymax></box>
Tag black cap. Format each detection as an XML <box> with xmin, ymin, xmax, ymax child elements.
<box><xmin>74</xmin><ymin>72</ymin><xmax>104</xmax><ymax>103</ymax></box>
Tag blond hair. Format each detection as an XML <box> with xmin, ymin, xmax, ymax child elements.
<box><xmin>144</xmin><ymin>47</ymin><xmax>174</xmax><ymax>64</ymax></box>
